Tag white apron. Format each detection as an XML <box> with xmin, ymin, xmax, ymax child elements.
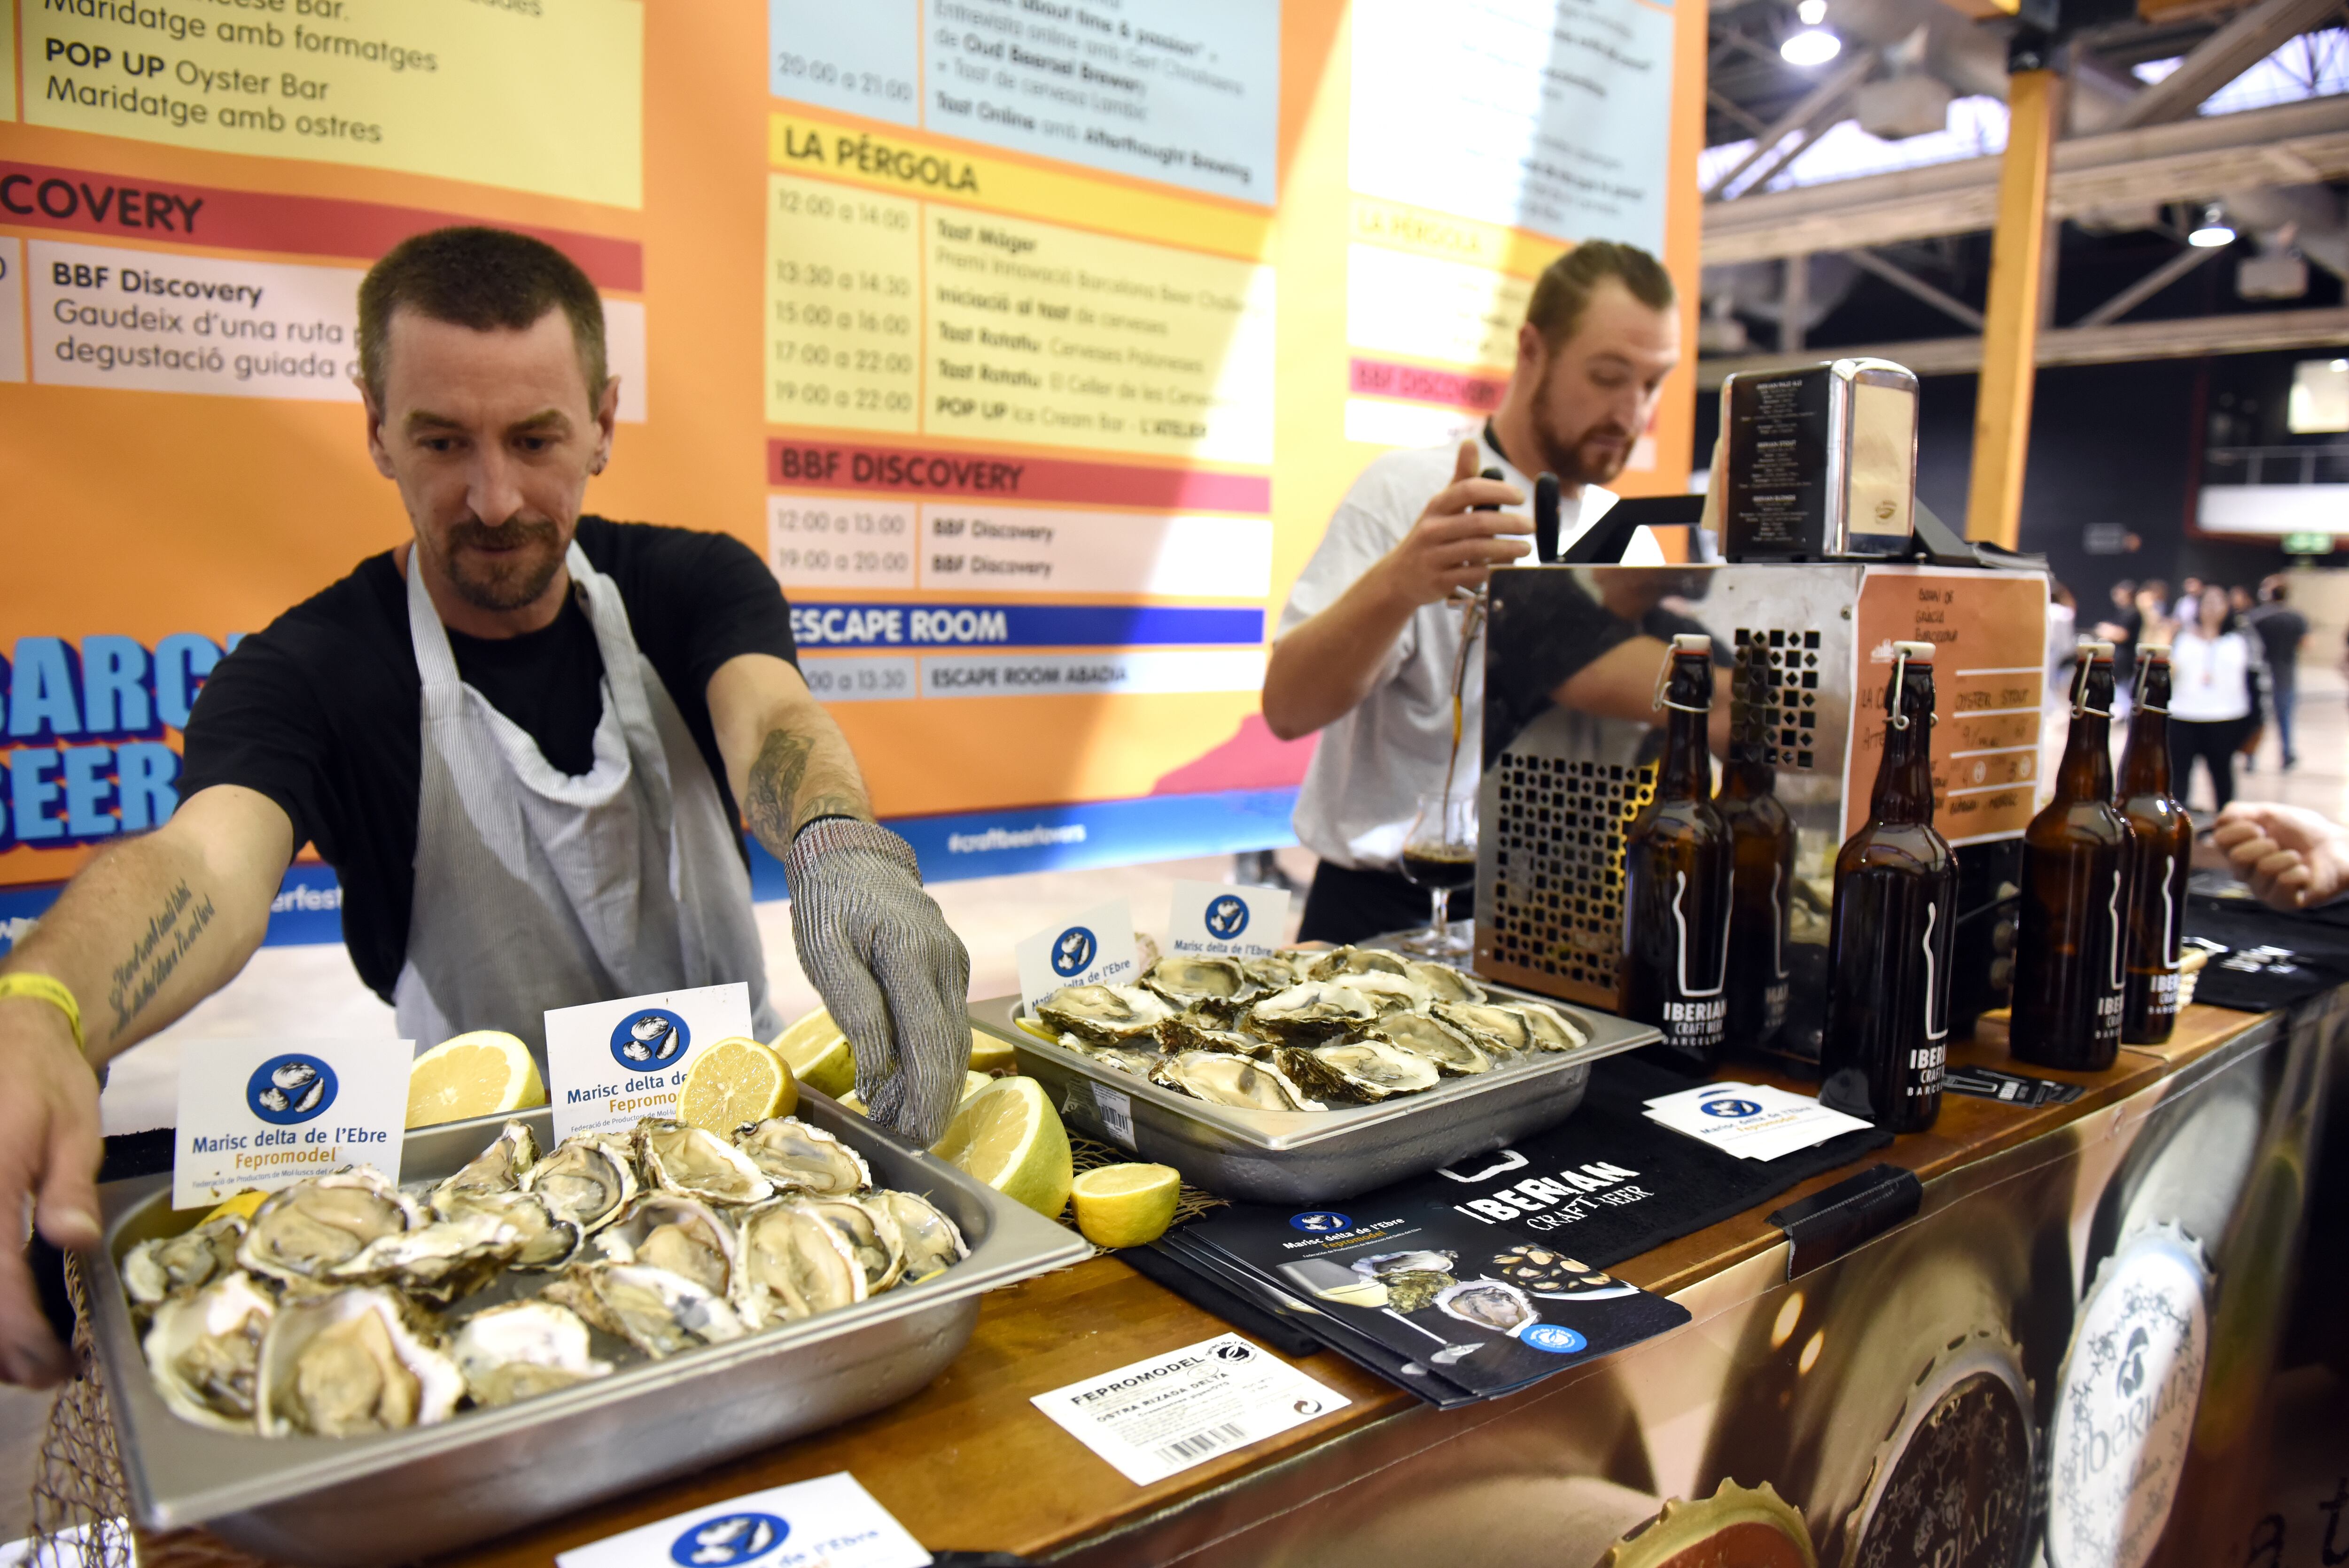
<box><xmin>393</xmin><ymin>543</ymin><xmax>781</xmax><ymax>1061</ymax></box>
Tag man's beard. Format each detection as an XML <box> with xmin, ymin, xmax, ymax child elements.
<box><xmin>433</xmin><ymin>515</ymin><xmax>567</xmax><ymax>611</ymax></box>
<box><xmin>1529</xmin><ymin>376</ymin><xmax>1637</xmax><ymax>487</ymax></box>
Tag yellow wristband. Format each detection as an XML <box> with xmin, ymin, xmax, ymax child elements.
<box><xmin>0</xmin><ymin>972</ymin><xmax>86</xmax><ymax>1055</ymax></box>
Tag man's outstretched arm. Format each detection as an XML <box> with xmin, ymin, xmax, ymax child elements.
<box><xmin>0</xmin><ymin>785</ymin><xmax>292</xmax><ymax>1385</ymax></box>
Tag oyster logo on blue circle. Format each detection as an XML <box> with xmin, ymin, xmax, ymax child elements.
<box><xmin>668</xmin><ymin>1511</ymin><xmax>787</xmax><ymax>1566</ymax></box>
<box><xmin>1521</xmin><ymin>1324</ymin><xmax>1587</xmax><ymax>1355</ymax></box>
<box><xmin>246</xmin><ymin>1055</ymin><xmax>337</xmax><ymax>1125</ymax></box>
<box><xmin>1051</xmin><ymin>925</ymin><xmax>1097</xmax><ymax>978</ymax></box>
<box><xmin>1205</xmin><ymin>894</ymin><xmax>1249</xmax><ymax>940</ymax></box>
<box><xmin>1703</xmin><ymin>1098</ymin><xmax>1762</xmax><ymax>1118</ymax></box>
<box><xmin>1290</xmin><ymin>1211</ymin><xmax>1351</xmax><ymax>1234</ymax></box>
<box><xmin>612</xmin><ymin>1008</ymin><xmax>689</xmax><ymax>1070</ymax></box>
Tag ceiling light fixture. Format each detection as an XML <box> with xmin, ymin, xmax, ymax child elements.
<box><xmin>1797</xmin><ymin>0</ymin><xmax>1828</xmax><ymax>23</ymax></box>
<box><xmin>1781</xmin><ymin>26</ymin><xmax>1842</xmax><ymax>64</ymax></box>
<box><xmin>2187</xmin><ymin>202</ymin><xmax>2236</xmax><ymax>248</ymax></box>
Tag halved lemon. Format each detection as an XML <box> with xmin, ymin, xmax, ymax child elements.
<box><xmin>679</xmin><ymin>1035</ymin><xmax>794</xmax><ymax>1132</ymax></box>
<box><xmin>969</xmin><ymin>1025</ymin><xmax>1016</xmax><ymax>1076</ymax></box>
<box><xmin>841</xmin><ymin>1070</ymin><xmax>992</xmax><ymax>1118</ymax></box>
<box><xmin>1071</xmin><ymin>1163</ymin><xmax>1182</xmax><ymax>1249</ymax></box>
<box><xmin>769</xmin><ymin>1007</ymin><xmax>858</xmax><ymax>1099</ymax></box>
<box><xmin>406</xmin><ymin>1031</ymin><xmax>545</xmax><ymax>1129</ymax></box>
<box><xmin>934</xmin><ymin>1076</ymin><xmax>1073</xmax><ymax>1219</ymax></box>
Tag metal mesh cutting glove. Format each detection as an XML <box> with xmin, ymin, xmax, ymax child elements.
<box><xmin>784</xmin><ymin>817</ymin><xmax>971</xmax><ymax>1146</ymax></box>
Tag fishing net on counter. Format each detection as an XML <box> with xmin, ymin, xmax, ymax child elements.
<box><xmin>1063</xmin><ymin>1134</ymin><xmax>1226</xmax><ymax>1260</ymax></box>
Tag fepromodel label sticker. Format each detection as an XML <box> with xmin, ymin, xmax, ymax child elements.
<box><xmin>1167</xmin><ymin>879</ymin><xmax>1289</xmax><ymax>961</ymax></box>
<box><xmin>1030</xmin><ymin>1333</ymin><xmax>1350</xmax><ymax>1486</ymax></box>
<box><xmin>1015</xmin><ymin>899</ymin><xmax>1136</xmax><ymax>1010</ymax></box>
<box><xmin>554</xmin><ymin>1471</ymin><xmax>930</xmax><ymax>1568</ymax></box>
<box><xmin>545</xmin><ymin>982</ymin><xmax>752</xmax><ymax>1143</ymax></box>
<box><xmin>172</xmin><ymin>1037</ymin><xmax>411</xmax><ymax>1210</ymax></box>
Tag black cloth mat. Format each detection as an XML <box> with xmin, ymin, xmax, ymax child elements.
<box><xmin>2185</xmin><ymin>892</ymin><xmax>2349</xmax><ymax>1011</ymax></box>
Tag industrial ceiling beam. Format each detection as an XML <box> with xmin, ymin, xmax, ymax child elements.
<box><xmin>1708</xmin><ymin>85</ymin><xmax>1772</xmax><ymax>139</ymax></box>
<box><xmin>2071</xmin><ymin>242</ymin><xmax>2222</xmax><ymax>326</ymax></box>
<box><xmin>1701</xmin><ymin>93</ymin><xmax>2349</xmax><ymax>263</ymax></box>
<box><xmin>2106</xmin><ymin>0</ymin><xmax>2348</xmax><ymax>128</ymax></box>
<box><xmin>1693</xmin><ymin>305</ymin><xmax>2349</xmax><ymax>386</ymax></box>
<box><xmin>1845</xmin><ymin>248</ymin><xmax>1989</xmax><ymax>329</ymax></box>
<box><xmin>1705</xmin><ymin>48</ymin><xmax>1882</xmax><ymax>200</ymax></box>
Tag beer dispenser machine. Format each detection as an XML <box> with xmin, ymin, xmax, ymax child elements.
<box><xmin>1475</xmin><ymin>358</ymin><xmax>2049</xmax><ymax>1069</ymax></box>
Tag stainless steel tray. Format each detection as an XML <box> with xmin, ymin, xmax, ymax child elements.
<box><xmin>85</xmin><ymin>1092</ymin><xmax>1090</xmax><ymax>1567</ymax></box>
<box><xmin>971</xmin><ymin>988</ymin><xmax>1657</xmax><ymax>1204</ymax></box>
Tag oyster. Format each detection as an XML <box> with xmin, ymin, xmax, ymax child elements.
<box><xmin>434</xmin><ymin>1120</ymin><xmax>538</xmax><ymax>1200</ymax></box>
<box><xmin>1141</xmin><ymin>955</ymin><xmax>1254</xmax><ymax>1020</ymax></box>
<box><xmin>429</xmin><ymin>1187</ymin><xmax>581</xmax><ymax>1271</ymax></box>
<box><xmin>1340</xmin><ymin>970</ymin><xmax>1431</xmax><ymax>1015</ymax></box>
<box><xmin>1034</xmin><ymin>984</ymin><xmax>1176</xmax><ymax>1044</ymax></box>
<box><xmin>734</xmin><ymin>1116</ymin><xmax>871</xmax><ymax>1196</ymax></box>
<box><xmin>143</xmin><ymin>1270</ymin><xmax>275</xmax><ymax>1431</ymax></box>
<box><xmin>1435</xmin><ymin>1278</ymin><xmax>1538</xmax><ymax>1335</ymax></box>
<box><xmin>1276</xmin><ymin>1040</ymin><xmax>1442</xmax><ymax>1103</ymax></box>
<box><xmin>124</xmin><ymin>1214</ymin><xmax>247</xmax><ymax>1307</ymax></box>
<box><xmin>868</xmin><ymin>1191</ymin><xmax>967</xmax><ymax>1285</ymax></box>
<box><xmin>1432</xmin><ymin>1001</ymin><xmax>1538</xmax><ymax>1058</ymax></box>
<box><xmin>1383</xmin><ymin>1270</ymin><xmax>1455</xmax><ymax>1313</ymax></box>
<box><xmin>1353</xmin><ymin>1249</ymin><xmax>1458</xmax><ymax>1279</ymax></box>
<box><xmin>519</xmin><ymin>1135</ymin><xmax>639</xmax><ymax>1234</ymax></box>
<box><xmin>1370</xmin><ymin>1012</ymin><xmax>1492</xmax><ymax>1076</ymax></box>
<box><xmin>449</xmin><ymin>1301</ymin><xmax>613</xmax><ymax>1408</ymax></box>
<box><xmin>1517</xmin><ymin>1002</ymin><xmax>1588</xmax><ymax>1054</ymax></box>
<box><xmin>543</xmin><ymin>1263</ymin><xmax>747</xmax><ymax>1358</ymax></box>
<box><xmin>1405</xmin><ymin>961</ymin><xmax>1487</xmax><ymax>1005</ymax></box>
<box><xmin>1331</xmin><ymin>947</ymin><xmax>1413</xmax><ymax>978</ymax></box>
<box><xmin>636</xmin><ymin>1119</ymin><xmax>771</xmax><ymax>1206</ymax></box>
<box><xmin>1077</xmin><ymin>1042</ymin><xmax>1161</xmax><ymax>1077</ymax></box>
<box><xmin>1244</xmin><ymin>982</ymin><xmax>1381</xmax><ymax>1043</ymax></box>
<box><xmin>594</xmin><ymin>1195</ymin><xmax>738</xmax><ymax>1296</ymax></box>
<box><xmin>238</xmin><ymin>1169</ymin><xmax>425</xmax><ymax>1287</ymax></box>
<box><xmin>254</xmin><ymin>1287</ymin><xmax>463</xmax><ymax>1438</ymax></box>
<box><xmin>731</xmin><ymin>1199</ymin><xmax>867</xmax><ymax>1327</ymax></box>
<box><xmin>1240</xmin><ymin>955</ymin><xmax>1298</xmax><ymax>991</ymax></box>
<box><xmin>1148</xmin><ymin>1050</ymin><xmax>1324</xmax><ymax>1112</ymax></box>
<box><xmin>797</xmin><ymin>1197</ymin><xmax>904</xmax><ymax>1292</ymax></box>
<box><xmin>327</xmin><ymin>1211</ymin><xmax>523</xmax><ymax>1304</ymax></box>
<box><xmin>1156</xmin><ymin>1014</ymin><xmax>1271</xmax><ymax>1058</ymax></box>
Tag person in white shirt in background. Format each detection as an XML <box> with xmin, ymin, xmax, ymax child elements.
<box><xmin>2169</xmin><ymin>585</ymin><xmax>2259</xmax><ymax>813</ymax></box>
<box><xmin>1262</xmin><ymin>241</ymin><xmax>1689</xmax><ymax>945</ymax></box>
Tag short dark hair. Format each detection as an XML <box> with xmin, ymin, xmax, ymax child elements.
<box><xmin>358</xmin><ymin>227</ymin><xmax>606</xmax><ymax>407</ymax></box>
<box><xmin>1523</xmin><ymin>240</ymin><xmax>1676</xmax><ymax>349</ymax></box>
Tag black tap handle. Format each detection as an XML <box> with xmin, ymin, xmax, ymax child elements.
<box><xmin>1470</xmin><ymin>466</ymin><xmax>1505</xmax><ymax>508</ymax></box>
<box><xmin>1534</xmin><ymin>472</ymin><xmax>1561</xmax><ymax>562</ymax></box>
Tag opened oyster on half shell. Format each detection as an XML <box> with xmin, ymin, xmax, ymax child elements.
<box><xmin>448</xmin><ymin>1300</ymin><xmax>612</xmax><ymax>1408</ymax></box>
<box><xmin>1035</xmin><ymin>984</ymin><xmax>1177</xmax><ymax>1044</ymax></box>
<box><xmin>238</xmin><ymin>1169</ymin><xmax>426</xmax><ymax>1288</ymax></box>
<box><xmin>1148</xmin><ymin>1050</ymin><xmax>1324</xmax><ymax>1112</ymax></box>
<box><xmin>1276</xmin><ymin>1040</ymin><xmax>1443</xmax><ymax>1103</ymax></box>
<box><xmin>254</xmin><ymin>1286</ymin><xmax>464</xmax><ymax>1438</ymax></box>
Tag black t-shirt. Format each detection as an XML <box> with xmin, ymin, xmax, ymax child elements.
<box><xmin>180</xmin><ymin>517</ymin><xmax>799</xmax><ymax>1001</ymax></box>
<box><xmin>2248</xmin><ymin>606</ymin><xmax>2309</xmax><ymax>675</ymax></box>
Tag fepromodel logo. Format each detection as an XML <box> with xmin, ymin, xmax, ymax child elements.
<box><xmin>612</xmin><ymin>1008</ymin><xmax>689</xmax><ymax>1070</ymax></box>
<box><xmin>246</xmin><ymin>1054</ymin><xmax>336</xmax><ymax>1125</ymax></box>
<box><xmin>1289</xmin><ymin>1211</ymin><xmax>1351</xmax><ymax>1234</ymax></box>
<box><xmin>669</xmin><ymin>1512</ymin><xmax>787</xmax><ymax>1567</ymax></box>
<box><xmin>1051</xmin><ymin>925</ymin><xmax>1097</xmax><ymax>978</ymax></box>
<box><xmin>1703</xmin><ymin>1097</ymin><xmax>1763</xmax><ymax>1118</ymax></box>
<box><xmin>1205</xmin><ymin>894</ymin><xmax>1250</xmax><ymax>940</ymax></box>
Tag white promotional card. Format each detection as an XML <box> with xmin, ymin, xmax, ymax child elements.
<box><xmin>1643</xmin><ymin>1082</ymin><xmax>1871</xmax><ymax>1162</ymax></box>
<box><xmin>1167</xmin><ymin>880</ymin><xmax>1291</xmax><ymax>962</ymax></box>
<box><xmin>1031</xmin><ymin>1333</ymin><xmax>1349</xmax><ymax>1487</ymax></box>
<box><xmin>1015</xmin><ymin>899</ymin><xmax>1137</xmax><ymax>1011</ymax></box>
<box><xmin>554</xmin><ymin>1471</ymin><xmax>929</xmax><ymax>1568</ymax></box>
<box><xmin>545</xmin><ymin>982</ymin><xmax>752</xmax><ymax>1143</ymax></box>
<box><xmin>172</xmin><ymin>1037</ymin><xmax>411</xmax><ymax>1211</ymax></box>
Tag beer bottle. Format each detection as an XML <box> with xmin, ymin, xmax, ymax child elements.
<box><xmin>1717</xmin><ymin>645</ymin><xmax>1795</xmax><ymax>1057</ymax></box>
<box><xmin>2116</xmin><ymin>644</ymin><xmax>2192</xmax><ymax>1043</ymax></box>
<box><xmin>1820</xmin><ymin>641</ymin><xmax>1954</xmax><ymax>1131</ymax></box>
<box><xmin>1621</xmin><ymin>634</ymin><xmax>1732</xmax><ymax>1071</ymax></box>
<box><xmin>2010</xmin><ymin>641</ymin><xmax>2134</xmax><ymax>1071</ymax></box>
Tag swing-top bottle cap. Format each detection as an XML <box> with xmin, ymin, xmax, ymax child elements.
<box><xmin>1891</xmin><ymin>640</ymin><xmax>1935</xmax><ymax>660</ymax></box>
<box><xmin>2139</xmin><ymin>642</ymin><xmax>2170</xmax><ymax>660</ymax></box>
<box><xmin>2076</xmin><ymin>638</ymin><xmax>2115</xmax><ymax>660</ymax></box>
<box><xmin>1670</xmin><ymin>633</ymin><xmax>1711</xmax><ymax>656</ymax></box>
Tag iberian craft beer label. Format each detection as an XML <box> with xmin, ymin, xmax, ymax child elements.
<box><xmin>173</xmin><ymin>1036</ymin><xmax>411</xmax><ymax>1210</ymax></box>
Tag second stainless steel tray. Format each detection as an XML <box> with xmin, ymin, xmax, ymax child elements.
<box><xmin>972</xmin><ymin>988</ymin><xmax>1657</xmax><ymax>1203</ymax></box>
<box><xmin>85</xmin><ymin>1092</ymin><xmax>1090</xmax><ymax>1568</ymax></box>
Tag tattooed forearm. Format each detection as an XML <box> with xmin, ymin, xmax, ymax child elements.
<box><xmin>745</xmin><ymin>729</ymin><xmax>871</xmax><ymax>853</ymax></box>
<box><xmin>106</xmin><ymin>880</ymin><xmax>218</xmax><ymax>1033</ymax></box>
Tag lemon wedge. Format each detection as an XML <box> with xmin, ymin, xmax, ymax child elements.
<box><xmin>406</xmin><ymin>1031</ymin><xmax>545</xmax><ymax>1129</ymax></box>
<box><xmin>769</xmin><ymin>1007</ymin><xmax>858</xmax><ymax>1099</ymax></box>
<box><xmin>840</xmin><ymin>1070</ymin><xmax>992</xmax><ymax>1118</ymax></box>
<box><xmin>934</xmin><ymin>1076</ymin><xmax>1073</xmax><ymax>1219</ymax></box>
<box><xmin>1071</xmin><ymin>1163</ymin><xmax>1182</xmax><ymax>1249</ymax></box>
<box><xmin>201</xmin><ymin>1189</ymin><xmax>270</xmax><ymax>1226</ymax></box>
<box><xmin>679</xmin><ymin>1035</ymin><xmax>794</xmax><ymax>1132</ymax></box>
<box><xmin>969</xmin><ymin>1025</ymin><xmax>1016</xmax><ymax>1075</ymax></box>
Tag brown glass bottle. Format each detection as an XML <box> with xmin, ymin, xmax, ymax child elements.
<box><xmin>1622</xmin><ymin>634</ymin><xmax>1733</xmax><ymax>1071</ymax></box>
<box><xmin>2010</xmin><ymin>643</ymin><xmax>2134</xmax><ymax>1071</ymax></box>
<box><xmin>1820</xmin><ymin>642</ymin><xmax>1954</xmax><ymax>1131</ymax></box>
<box><xmin>2116</xmin><ymin>646</ymin><xmax>2192</xmax><ymax>1043</ymax></box>
<box><xmin>1717</xmin><ymin>649</ymin><xmax>1795</xmax><ymax>1056</ymax></box>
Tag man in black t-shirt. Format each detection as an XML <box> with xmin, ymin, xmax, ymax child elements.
<box><xmin>0</xmin><ymin>230</ymin><xmax>970</xmax><ymax>1387</ymax></box>
<box><xmin>2246</xmin><ymin>576</ymin><xmax>2310</xmax><ymax>768</ymax></box>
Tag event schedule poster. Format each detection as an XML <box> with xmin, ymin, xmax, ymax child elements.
<box><xmin>1</xmin><ymin>0</ymin><xmax>1702</xmax><ymax>934</ymax></box>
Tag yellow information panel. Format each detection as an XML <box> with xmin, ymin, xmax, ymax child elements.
<box><xmin>0</xmin><ymin>0</ymin><xmax>1703</xmax><ymax>916</ymax></box>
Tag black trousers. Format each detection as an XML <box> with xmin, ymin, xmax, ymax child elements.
<box><xmin>1297</xmin><ymin>860</ymin><xmax>1475</xmax><ymax>946</ymax></box>
<box><xmin>2170</xmin><ymin>718</ymin><xmax>2244</xmax><ymax>813</ymax></box>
